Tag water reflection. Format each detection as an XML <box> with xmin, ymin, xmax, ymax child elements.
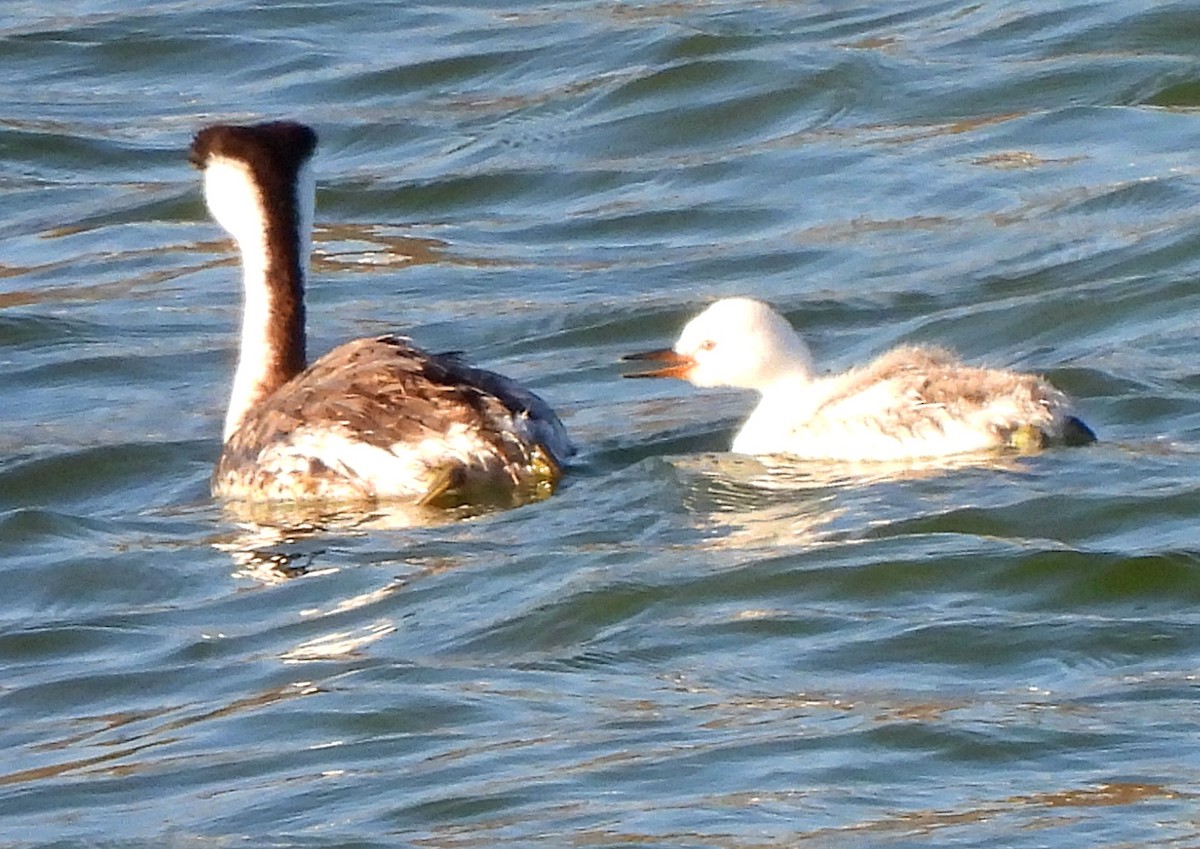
<box><xmin>0</xmin><ymin>681</ymin><xmax>321</xmax><ymax>788</ymax></box>
<box><xmin>670</xmin><ymin>450</ymin><xmax>1033</xmax><ymax>551</ymax></box>
<box><xmin>794</xmin><ymin>781</ymin><xmax>1184</xmax><ymax>845</ymax></box>
<box><xmin>279</xmin><ymin>619</ymin><xmax>398</xmax><ymax>663</ymax></box>
<box><xmin>312</xmin><ymin>224</ymin><xmax>449</xmax><ymax>272</ymax></box>
<box><xmin>209</xmin><ymin>511</ymin><xmax>429</xmax><ymax>662</ymax></box>
<box><xmin>211</xmin><ymin>499</ymin><xmax>477</xmax><ymax>584</ymax></box>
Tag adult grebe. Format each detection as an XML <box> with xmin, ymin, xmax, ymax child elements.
<box><xmin>190</xmin><ymin>120</ymin><xmax>573</xmax><ymax>505</ymax></box>
<box><xmin>624</xmin><ymin>297</ymin><xmax>1094</xmax><ymax>461</ymax></box>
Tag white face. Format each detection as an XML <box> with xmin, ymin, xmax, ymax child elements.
<box><xmin>202</xmin><ymin>156</ymin><xmax>314</xmax><ymax>273</ymax></box>
<box><xmin>674</xmin><ymin>298</ymin><xmax>814</xmax><ymax>390</ymax></box>
<box><xmin>203</xmin><ymin>156</ymin><xmax>267</xmax><ymax>248</ymax></box>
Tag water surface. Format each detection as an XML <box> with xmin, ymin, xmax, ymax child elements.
<box><xmin>2</xmin><ymin>1</ymin><xmax>1199</xmax><ymax>846</ymax></box>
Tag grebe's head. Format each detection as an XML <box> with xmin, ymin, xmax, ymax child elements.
<box><xmin>189</xmin><ymin>121</ymin><xmax>318</xmax><ymax>252</ymax></box>
<box><xmin>624</xmin><ymin>297</ymin><xmax>815</xmax><ymax>391</ymax></box>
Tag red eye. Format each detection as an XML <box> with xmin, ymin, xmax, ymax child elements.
<box><xmin>699</xmin><ymin>340</ymin><xmax>716</xmax><ymax>352</ymax></box>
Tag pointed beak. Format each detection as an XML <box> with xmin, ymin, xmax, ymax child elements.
<box><xmin>621</xmin><ymin>348</ymin><xmax>696</xmax><ymax>379</ymax></box>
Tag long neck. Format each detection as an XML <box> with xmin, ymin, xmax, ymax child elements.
<box><xmin>211</xmin><ymin>160</ymin><xmax>313</xmax><ymax>440</ymax></box>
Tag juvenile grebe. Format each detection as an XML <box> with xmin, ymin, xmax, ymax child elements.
<box><xmin>624</xmin><ymin>297</ymin><xmax>1094</xmax><ymax>460</ymax></box>
<box><xmin>190</xmin><ymin>120</ymin><xmax>573</xmax><ymax>505</ymax></box>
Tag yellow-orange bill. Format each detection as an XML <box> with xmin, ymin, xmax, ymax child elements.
<box><xmin>621</xmin><ymin>349</ymin><xmax>696</xmax><ymax>379</ymax></box>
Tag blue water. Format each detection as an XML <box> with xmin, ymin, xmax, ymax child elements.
<box><xmin>2</xmin><ymin>1</ymin><xmax>1199</xmax><ymax>846</ymax></box>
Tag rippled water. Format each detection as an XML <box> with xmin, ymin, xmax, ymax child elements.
<box><xmin>3</xmin><ymin>1</ymin><xmax>1200</xmax><ymax>846</ymax></box>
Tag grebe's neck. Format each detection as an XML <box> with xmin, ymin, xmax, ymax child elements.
<box><xmin>204</xmin><ymin>155</ymin><xmax>314</xmax><ymax>440</ymax></box>
<box><xmin>190</xmin><ymin>121</ymin><xmax>317</xmax><ymax>440</ymax></box>
<box><xmin>758</xmin><ymin>369</ymin><xmax>816</xmax><ymax>398</ymax></box>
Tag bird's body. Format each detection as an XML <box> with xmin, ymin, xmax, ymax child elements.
<box><xmin>191</xmin><ymin>121</ymin><xmax>572</xmax><ymax>506</ymax></box>
<box><xmin>213</xmin><ymin>335</ymin><xmax>569</xmax><ymax>504</ymax></box>
<box><xmin>624</xmin><ymin>297</ymin><xmax>1093</xmax><ymax>461</ymax></box>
